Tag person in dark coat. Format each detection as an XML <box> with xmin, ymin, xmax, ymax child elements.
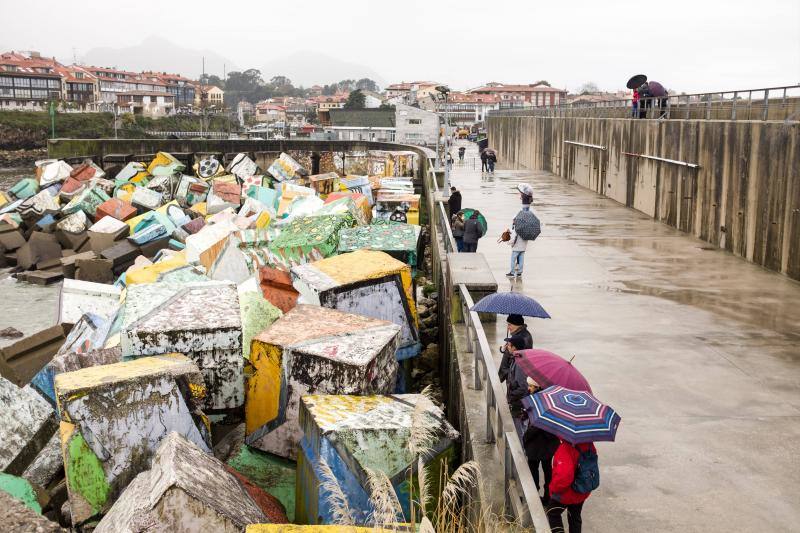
<box><xmin>458</xmin><ymin>146</ymin><xmax>466</xmax><ymax>162</ymax></box>
<box><xmin>447</xmin><ymin>186</ymin><xmax>462</xmax><ymax>217</ymax></box>
<box><xmin>462</xmin><ymin>211</ymin><xmax>484</xmax><ymax>252</ymax></box>
<box><xmin>486</xmin><ymin>150</ymin><xmax>497</xmax><ymax>173</ymax></box>
<box><xmin>502</xmin><ymin>336</ymin><xmax>531</xmax><ymax>420</ymax></box>
<box><xmin>480</xmin><ymin>149</ymin><xmax>488</xmax><ymax>173</ymax></box>
<box><xmin>521</xmin><ymin>377</ymin><xmax>560</xmax><ymax>504</ymax></box>
<box><xmin>499</xmin><ymin>314</ymin><xmax>533</xmax><ymax>382</ymax></box>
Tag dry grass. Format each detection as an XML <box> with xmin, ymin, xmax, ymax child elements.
<box><xmin>319</xmin><ymin>457</ymin><xmax>356</xmax><ymax>526</ymax></box>
<box><xmin>366</xmin><ymin>467</ymin><xmax>404</xmax><ymax>528</ymax></box>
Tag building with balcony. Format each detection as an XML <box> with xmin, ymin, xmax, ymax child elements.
<box><xmin>54</xmin><ymin>64</ymin><xmax>100</xmax><ymax>111</ymax></box>
<box><xmin>194</xmin><ymin>85</ymin><xmax>224</xmax><ymax>109</ymax></box>
<box><xmin>434</xmin><ymin>92</ymin><xmax>501</xmax><ymax>127</ymax></box>
<box><xmin>142</xmin><ymin>71</ymin><xmax>197</xmax><ymax>109</ymax></box>
<box><xmin>468</xmin><ymin>83</ymin><xmax>567</xmax><ymax>108</ymax></box>
<box><xmin>0</xmin><ymin>51</ymin><xmax>62</xmax><ymax>110</ymax></box>
<box><xmin>117</xmin><ymin>91</ymin><xmax>175</xmax><ymax>117</ymax></box>
<box><xmin>254</xmin><ymin>102</ymin><xmax>287</xmax><ymax>123</ymax></box>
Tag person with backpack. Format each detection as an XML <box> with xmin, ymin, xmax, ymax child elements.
<box><xmin>486</xmin><ymin>149</ymin><xmax>498</xmax><ymax>174</ymax></box>
<box><xmin>547</xmin><ymin>440</ymin><xmax>599</xmax><ymax>533</ymax></box>
<box><xmin>451</xmin><ymin>211</ymin><xmax>465</xmax><ymax>252</ymax></box>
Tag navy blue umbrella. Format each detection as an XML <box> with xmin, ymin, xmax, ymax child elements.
<box><xmin>470</xmin><ymin>292</ymin><xmax>551</xmax><ymax>318</ymax></box>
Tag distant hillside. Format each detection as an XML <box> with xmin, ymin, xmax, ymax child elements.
<box><xmin>262</xmin><ymin>50</ymin><xmax>385</xmax><ymax>88</ymax></box>
<box><xmin>81</xmin><ymin>36</ymin><xmax>235</xmax><ymax>78</ymax></box>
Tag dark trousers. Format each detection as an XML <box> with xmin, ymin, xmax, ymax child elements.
<box><xmin>529</xmin><ymin>458</ymin><xmax>553</xmax><ymax>503</ymax></box>
<box><xmin>487</xmin><ymin>160</ymin><xmax>495</xmax><ymax>172</ymax></box>
<box><xmin>462</xmin><ymin>241</ymin><xmax>478</xmax><ymax>253</ymax></box>
<box><xmin>547</xmin><ymin>501</ymin><xmax>584</xmax><ymax>533</ymax></box>
<box><xmin>454</xmin><ymin>236</ymin><xmax>464</xmax><ymax>252</ymax></box>
<box><xmin>481</xmin><ymin>159</ymin><xmax>487</xmax><ymax>171</ymax></box>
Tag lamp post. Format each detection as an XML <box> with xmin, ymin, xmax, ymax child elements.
<box><xmin>436</xmin><ymin>85</ymin><xmax>451</xmax><ymax>192</ymax></box>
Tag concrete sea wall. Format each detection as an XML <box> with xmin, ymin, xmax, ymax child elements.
<box><xmin>488</xmin><ymin>116</ymin><xmax>800</xmax><ymax>280</ymax></box>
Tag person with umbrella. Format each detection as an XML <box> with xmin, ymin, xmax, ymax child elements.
<box><xmin>499</xmin><ymin>314</ymin><xmax>534</xmax><ymax>383</ymax></box>
<box><xmin>522</xmin><ymin>386</ymin><xmax>620</xmax><ymax>533</ymax></box>
<box><xmin>462</xmin><ymin>209</ymin><xmax>486</xmax><ymax>252</ymax></box>
<box><xmin>504</xmin><ymin>202</ymin><xmax>541</xmax><ymax>278</ymax></box>
<box><xmin>486</xmin><ymin>149</ymin><xmax>498</xmax><ymax>174</ymax></box>
<box><xmin>458</xmin><ymin>145</ymin><xmax>466</xmax><ymax>162</ymax></box>
<box><xmin>517</xmin><ymin>183</ymin><xmax>533</xmax><ymax>209</ymax></box>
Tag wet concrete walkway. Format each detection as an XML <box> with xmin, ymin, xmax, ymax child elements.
<box><xmin>448</xmin><ymin>140</ymin><xmax>800</xmax><ymax>532</ymax></box>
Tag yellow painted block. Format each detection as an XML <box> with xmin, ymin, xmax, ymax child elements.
<box><xmin>125</xmin><ymin>252</ymin><xmax>188</xmax><ymax>285</ymax></box>
<box><xmin>0</xmin><ymin>191</ymin><xmax>9</xmax><ymax>208</ymax></box>
<box><xmin>212</xmin><ymin>174</ymin><xmax>237</xmax><ymax>184</ymax></box>
<box><xmin>245</xmin><ymin>341</ymin><xmax>282</xmax><ymax>435</ymax></box>
<box><xmin>129</xmin><ymin>171</ymin><xmax>150</xmax><ymax>184</ymax></box>
<box><xmin>312</xmin><ymin>250</ymin><xmax>417</xmax><ymax>323</ymax></box>
<box><xmin>54</xmin><ymin>353</ymin><xmax>191</xmax><ymax>397</ymax></box>
<box><xmin>190</xmin><ymin>202</ymin><xmax>208</xmax><ymax>216</ymax></box>
<box><xmin>125</xmin><ymin>200</ymin><xmax>179</xmax><ymax>232</ymax></box>
<box><xmin>254</xmin><ymin>211</ymin><xmax>271</xmax><ymax>229</ymax></box>
<box><xmin>146</xmin><ymin>152</ymin><xmax>180</xmax><ymax>175</ymax></box>
<box><xmin>301</xmin><ymin>394</ymin><xmax>393</xmax><ymax>432</ymax></box>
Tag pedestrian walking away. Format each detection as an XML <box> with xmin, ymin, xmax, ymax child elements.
<box><xmin>458</xmin><ymin>146</ymin><xmax>466</xmax><ymax>162</ymax></box>
<box><xmin>462</xmin><ymin>210</ymin><xmax>485</xmax><ymax>252</ymax></box>
<box><xmin>546</xmin><ymin>440</ymin><xmax>598</xmax><ymax>533</ymax></box>
<box><xmin>451</xmin><ymin>211</ymin><xmax>465</xmax><ymax>252</ymax></box>
<box><xmin>498</xmin><ymin>313</ymin><xmax>533</xmax><ymax>382</ymax></box>
<box><xmin>486</xmin><ymin>149</ymin><xmax>497</xmax><ymax>173</ymax></box>
<box><xmin>480</xmin><ymin>149</ymin><xmax>488</xmax><ymax>173</ymax></box>
<box><xmin>447</xmin><ymin>186</ymin><xmax>462</xmax><ymax>217</ymax></box>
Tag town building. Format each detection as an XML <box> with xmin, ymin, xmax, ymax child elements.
<box><xmin>0</xmin><ymin>51</ymin><xmax>62</xmax><ymax>110</ymax></box>
<box><xmin>194</xmin><ymin>85</ymin><xmax>224</xmax><ymax>109</ymax></box>
<box><xmin>116</xmin><ymin>91</ymin><xmax>175</xmax><ymax>117</ymax></box>
<box><xmin>83</xmin><ymin>66</ymin><xmax>146</xmax><ymax>108</ymax></box>
<box><xmin>254</xmin><ymin>102</ymin><xmax>287</xmax><ymax>124</ymax></box>
<box><xmin>468</xmin><ymin>83</ymin><xmax>567</xmax><ymax>108</ymax></box>
<box><xmin>436</xmin><ymin>92</ymin><xmax>500</xmax><ymax>127</ymax></box>
<box><xmin>54</xmin><ymin>64</ymin><xmax>100</xmax><ymax>111</ymax></box>
<box><xmin>385</xmin><ymin>81</ymin><xmax>441</xmax><ymax>106</ymax></box>
<box><xmin>326</xmin><ymin>108</ymin><xmax>396</xmax><ymax>142</ymax></box>
<box><xmin>142</xmin><ymin>71</ymin><xmax>197</xmax><ymax>109</ymax></box>
<box><xmin>394</xmin><ymin>103</ymin><xmax>438</xmax><ymax>146</ymax></box>
<box><xmin>361</xmin><ymin>90</ymin><xmax>387</xmax><ymax>109</ymax></box>
<box><xmin>315</xmin><ymin>93</ymin><xmax>348</xmax><ymax>125</ymax></box>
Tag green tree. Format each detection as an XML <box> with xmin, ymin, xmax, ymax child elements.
<box><xmin>578</xmin><ymin>81</ymin><xmax>599</xmax><ymax>95</ymax></box>
<box><xmin>534</xmin><ymin>79</ymin><xmax>551</xmax><ymax>87</ymax></box>
<box><xmin>344</xmin><ymin>89</ymin><xmax>366</xmax><ymax>109</ymax></box>
<box><xmin>205</xmin><ymin>74</ymin><xmax>225</xmax><ymax>89</ymax></box>
<box><xmin>356</xmin><ymin>78</ymin><xmax>379</xmax><ymax>92</ymax></box>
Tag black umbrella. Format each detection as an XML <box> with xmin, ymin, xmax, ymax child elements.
<box><xmin>626</xmin><ymin>74</ymin><xmax>647</xmax><ymax>90</ymax></box>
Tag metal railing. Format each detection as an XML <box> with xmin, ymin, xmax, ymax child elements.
<box><xmin>425</xmin><ymin>158</ymin><xmax>551</xmax><ymax>531</ymax></box>
<box><xmin>144</xmin><ymin>130</ymin><xmax>233</xmax><ymax>139</ymax></box>
<box><xmin>489</xmin><ymin>84</ymin><xmax>800</xmax><ymax>122</ymax></box>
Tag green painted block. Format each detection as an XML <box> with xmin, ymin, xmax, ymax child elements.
<box><xmin>228</xmin><ymin>445</ymin><xmax>296</xmax><ymax>522</ymax></box>
<box><xmin>66</xmin><ymin>431</ymin><xmax>111</xmax><ymax>516</ymax></box>
<box><xmin>0</xmin><ymin>472</ymin><xmax>41</xmax><ymax>513</ymax></box>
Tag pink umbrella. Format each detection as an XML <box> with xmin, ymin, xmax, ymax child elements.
<box><xmin>514</xmin><ymin>349</ymin><xmax>592</xmax><ymax>393</ymax></box>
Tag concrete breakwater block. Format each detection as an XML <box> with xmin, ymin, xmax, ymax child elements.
<box><xmin>245</xmin><ymin>304</ymin><xmax>400</xmax><ymax>460</ymax></box>
<box><xmin>296</xmin><ymin>394</ymin><xmax>459</xmax><ymax>525</ymax></box>
<box><xmin>95</xmin><ymin>432</ymin><xmax>274</xmax><ymax>532</ymax></box>
<box><xmin>55</xmin><ymin>353</ymin><xmax>211</xmax><ymax>526</ymax></box>
<box><xmin>0</xmin><ymin>377</ymin><xmax>59</xmax><ymax>480</ymax></box>
<box><xmin>57</xmin><ymin>278</ymin><xmax>121</xmax><ymax>325</ymax></box>
<box><xmin>120</xmin><ymin>281</ymin><xmax>243</xmax><ymax>411</ymax></box>
<box><xmin>31</xmin><ymin>346</ymin><xmax>121</xmax><ymax>408</ymax></box>
<box><xmin>266</xmin><ymin>214</ymin><xmax>354</xmax><ymax>271</ymax></box>
<box><xmin>291</xmin><ymin>249</ymin><xmax>420</xmax><ymax>360</ymax></box>
<box><xmin>338</xmin><ymin>223</ymin><xmax>421</xmax><ymax>269</ymax></box>
<box><xmin>0</xmin><ymin>324</ymin><xmax>69</xmax><ymax>387</ymax></box>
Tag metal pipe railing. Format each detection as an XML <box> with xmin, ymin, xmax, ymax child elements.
<box><xmin>487</xmin><ymin>84</ymin><xmax>800</xmax><ymax>122</ymax></box>
<box><xmin>424</xmin><ymin>160</ymin><xmax>550</xmax><ymax>531</ymax></box>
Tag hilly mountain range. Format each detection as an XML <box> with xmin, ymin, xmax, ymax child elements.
<box><xmin>81</xmin><ymin>36</ymin><xmax>385</xmax><ymax>88</ymax></box>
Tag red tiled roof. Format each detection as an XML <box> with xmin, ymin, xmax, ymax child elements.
<box><xmin>0</xmin><ymin>52</ymin><xmax>62</xmax><ymax>77</ymax></box>
<box><xmin>448</xmin><ymin>92</ymin><xmax>501</xmax><ymax>103</ymax></box>
<box><xmin>469</xmin><ymin>84</ymin><xmax>566</xmax><ymax>94</ymax></box>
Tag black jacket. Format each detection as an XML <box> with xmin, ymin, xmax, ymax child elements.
<box><xmin>448</xmin><ymin>191</ymin><xmax>462</xmax><ymax>216</ymax></box>
<box><xmin>499</xmin><ymin>326</ymin><xmax>533</xmax><ymax>382</ymax></box>
<box><xmin>462</xmin><ymin>217</ymin><xmax>483</xmax><ymax>244</ymax></box>
<box><xmin>505</xmin><ymin>360</ymin><xmax>530</xmax><ymax>417</ymax></box>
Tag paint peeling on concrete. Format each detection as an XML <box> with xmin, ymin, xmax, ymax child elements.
<box><xmin>245</xmin><ymin>305</ymin><xmax>400</xmax><ymax>459</ymax></box>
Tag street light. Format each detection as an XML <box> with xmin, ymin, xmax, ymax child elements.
<box><xmin>436</xmin><ymin>85</ymin><xmax>451</xmax><ymax>192</ymax></box>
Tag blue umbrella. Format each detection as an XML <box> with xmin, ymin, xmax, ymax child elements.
<box><xmin>470</xmin><ymin>292</ymin><xmax>550</xmax><ymax>319</ymax></box>
<box><xmin>522</xmin><ymin>386</ymin><xmax>621</xmax><ymax>444</ymax></box>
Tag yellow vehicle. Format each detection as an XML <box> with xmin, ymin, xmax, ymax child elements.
<box><xmin>457</xmin><ymin>128</ymin><xmax>470</xmax><ymax>139</ymax></box>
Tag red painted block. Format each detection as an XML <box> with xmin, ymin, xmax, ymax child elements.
<box><xmin>95</xmin><ymin>198</ymin><xmax>137</xmax><ymax>222</ymax></box>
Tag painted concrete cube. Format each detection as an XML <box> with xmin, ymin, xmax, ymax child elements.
<box><xmin>267</xmin><ymin>214</ymin><xmax>355</xmax><ymax>270</ymax></box>
<box><xmin>0</xmin><ymin>377</ymin><xmax>58</xmax><ymax>480</ymax></box>
<box><xmin>296</xmin><ymin>394</ymin><xmax>459</xmax><ymax>525</ymax></box>
<box><xmin>96</xmin><ymin>432</ymin><xmax>270</xmax><ymax>532</ymax></box>
<box><xmin>291</xmin><ymin>250</ymin><xmax>420</xmax><ymax>360</ymax></box>
<box><xmin>55</xmin><ymin>354</ymin><xmax>211</xmax><ymax>526</ymax></box>
<box><xmin>338</xmin><ymin>223</ymin><xmax>421</xmax><ymax>269</ymax></box>
<box><xmin>245</xmin><ymin>304</ymin><xmax>400</xmax><ymax>460</ymax></box>
<box><xmin>120</xmin><ymin>281</ymin><xmax>243</xmax><ymax>411</ymax></box>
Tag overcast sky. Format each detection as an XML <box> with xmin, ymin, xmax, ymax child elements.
<box><xmin>2</xmin><ymin>0</ymin><xmax>798</xmax><ymax>93</ymax></box>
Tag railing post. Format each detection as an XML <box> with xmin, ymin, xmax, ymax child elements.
<box><xmin>473</xmin><ymin>341</ymin><xmax>482</xmax><ymax>391</ymax></box>
<box><xmin>732</xmin><ymin>91</ymin><xmax>738</xmax><ymax>120</ymax></box>
<box><xmin>485</xmin><ymin>383</ymin><xmax>495</xmax><ymax>444</ymax></box>
<box><xmin>504</xmin><ymin>444</ymin><xmax>513</xmax><ymax>520</ymax></box>
<box><xmin>706</xmin><ymin>94</ymin><xmax>712</xmax><ymax>120</ymax></box>
<box><xmin>783</xmin><ymin>87</ymin><xmax>788</xmax><ymax>121</ymax></box>
<box><xmin>763</xmin><ymin>89</ymin><xmax>770</xmax><ymax>121</ymax></box>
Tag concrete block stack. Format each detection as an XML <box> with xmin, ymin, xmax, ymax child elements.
<box><xmin>0</xmin><ymin>148</ymin><xmax>446</xmax><ymax>530</ymax></box>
